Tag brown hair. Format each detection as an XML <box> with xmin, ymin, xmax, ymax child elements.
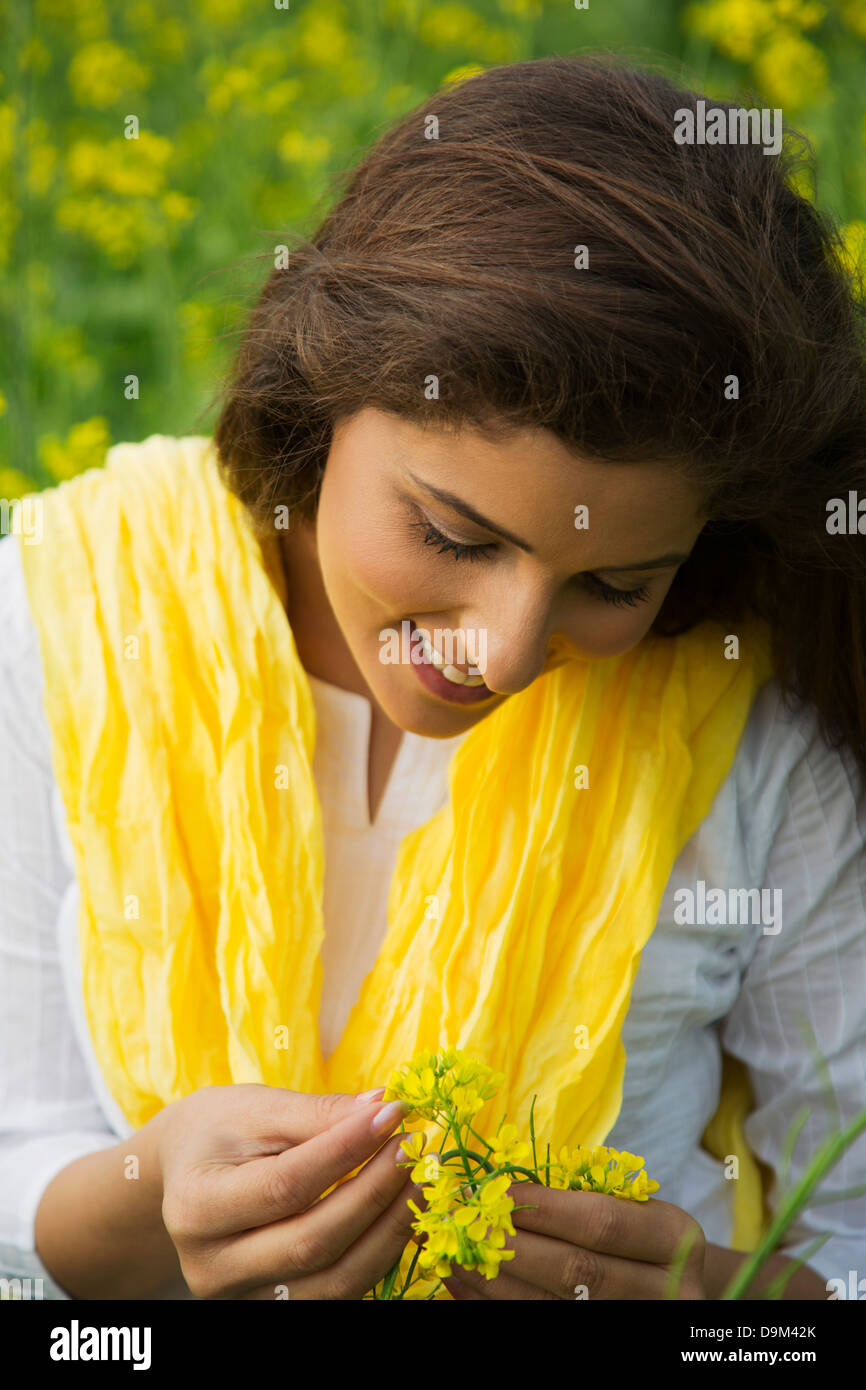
<box><xmin>208</xmin><ymin>52</ymin><xmax>866</xmax><ymax>793</ymax></box>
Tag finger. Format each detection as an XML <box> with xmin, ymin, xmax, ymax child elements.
<box><xmin>508</xmin><ymin>1185</ymin><xmax>691</xmax><ymax>1265</ymax></box>
<box><xmin>178</xmin><ymin>1097</ymin><xmax>412</xmax><ymax>1236</ymax></box>
<box><xmin>240</xmin><ymin>1173</ymin><xmax>421</xmax><ymax>1300</ymax></box>
<box><xmin>446</xmin><ymin>1225</ymin><xmax>676</xmax><ymax>1300</ymax></box>
<box><xmin>298</xmin><ymin>1133</ymin><xmax>416</xmax><ymax>1254</ymax></box>
<box><xmin>443</xmin><ymin>1273</ymin><xmax>489</xmax><ymax>1300</ymax></box>
<box><xmin>235</xmin><ymin>1085</ymin><xmax>382</xmax><ymax>1147</ymax></box>
<box><xmin>199</xmin><ymin>1131</ymin><xmax>414</xmax><ymax>1297</ymax></box>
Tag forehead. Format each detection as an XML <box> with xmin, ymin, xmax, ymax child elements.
<box><xmin>341</xmin><ymin>408</ymin><xmax>705</xmax><ymax>562</ymax></box>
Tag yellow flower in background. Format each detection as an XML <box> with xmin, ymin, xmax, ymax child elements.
<box><xmin>0</xmin><ymin>100</ymin><xmax>19</xmax><ymax>170</ymax></box>
<box><xmin>178</xmin><ymin>300</ymin><xmax>225</xmax><ymax>367</ymax></box>
<box><xmin>836</xmin><ymin>221</ymin><xmax>866</xmax><ymax>296</ymax></box>
<box><xmin>787</xmin><ymin>164</ymin><xmax>817</xmax><ymax>204</ymax></box>
<box><xmin>441</xmin><ymin>62</ymin><xmax>487</xmax><ymax>89</ymax></box>
<box><xmin>0</xmin><ymin>467</ymin><xmax>38</xmax><ymax>502</ymax></box>
<box><xmin>497</xmin><ymin>0</ymin><xmax>544</xmax><ymax>18</ymax></box>
<box><xmin>67</xmin><ymin>131</ymin><xmax>173</xmax><ymax>199</ymax></box>
<box><xmin>838</xmin><ymin>0</ymin><xmax>866</xmax><ymax>38</ymax></box>
<box><xmin>36</xmin><ymin>323</ymin><xmax>100</xmax><ymax>394</ymax></box>
<box><xmin>294</xmin><ymin>6</ymin><xmax>352</xmax><ymax>68</ymax></box>
<box><xmin>161</xmin><ymin>191</ymin><xmax>198</xmax><ymax>224</ymax></box>
<box><xmin>36</xmin><ymin>0</ymin><xmax>108</xmax><ymax>43</ymax></box>
<box><xmin>384</xmin><ymin>0</ymin><xmax>423</xmax><ymax>23</ymax></box>
<box><xmin>683</xmin><ymin>0</ymin><xmax>778</xmax><ymax>64</ymax></box>
<box><xmin>19</xmin><ymin>37</ymin><xmax>52</xmax><ymax>76</ymax></box>
<box><xmin>277</xmin><ymin>130</ymin><xmax>332</xmax><ymax>170</ymax></box>
<box><xmin>259</xmin><ymin>80</ymin><xmax>302</xmax><ymax>116</ymax></box>
<box><xmin>23</xmin><ymin>120</ymin><xmax>58</xmax><ymax>199</ymax></box>
<box><xmin>205</xmin><ymin>66</ymin><xmax>259</xmax><ymax>116</ymax></box>
<box><xmin>753</xmin><ymin>30</ymin><xmax>829</xmax><ymax>109</ymax></box>
<box><xmin>418</xmin><ymin>2</ymin><xmax>520</xmax><ymax>63</ymax></box>
<box><xmin>0</xmin><ymin>390</ymin><xmax>6</xmax><ymax>418</ymax></box>
<box><xmin>771</xmin><ymin>0</ymin><xmax>825</xmax><ymax>26</ymax></box>
<box><xmin>126</xmin><ymin>5</ymin><xmax>187</xmax><ymax>62</ymax></box>
<box><xmin>67</xmin><ymin>40</ymin><xmax>150</xmax><ymax>109</ymax></box>
<box><xmin>206</xmin><ymin>0</ymin><xmax>260</xmax><ymax>27</ymax></box>
<box><xmin>38</xmin><ymin>418</ymin><xmax>111</xmax><ymax>483</ymax></box>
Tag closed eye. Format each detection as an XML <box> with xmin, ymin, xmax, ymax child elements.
<box><xmin>409</xmin><ymin>516</ymin><xmax>652</xmax><ymax>608</ymax></box>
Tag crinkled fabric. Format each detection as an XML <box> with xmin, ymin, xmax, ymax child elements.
<box><xmin>18</xmin><ymin>434</ymin><xmax>776</xmax><ymax>1253</ymax></box>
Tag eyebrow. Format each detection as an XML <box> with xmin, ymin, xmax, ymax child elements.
<box><xmin>405</xmin><ymin>472</ymin><xmax>691</xmax><ymax>573</ymax></box>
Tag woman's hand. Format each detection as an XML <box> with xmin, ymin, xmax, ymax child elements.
<box><xmin>442</xmin><ymin>1185</ymin><xmax>708</xmax><ymax>1300</ymax></box>
<box><xmin>151</xmin><ymin>1082</ymin><xmax>417</xmax><ymax>1299</ymax></box>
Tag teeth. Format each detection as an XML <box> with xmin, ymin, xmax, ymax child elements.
<box><xmin>418</xmin><ymin>630</ymin><xmax>486</xmax><ymax>688</ymax></box>
<box><xmin>420</xmin><ymin>633</ymin><xmax>446</xmax><ymax>669</ymax></box>
<box><xmin>441</xmin><ymin>664</ymin><xmax>467</xmax><ymax>685</ymax></box>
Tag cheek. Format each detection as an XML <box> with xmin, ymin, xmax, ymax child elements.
<box><xmin>317</xmin><ymin>500</ymin><xmax>420</xmax><ymax>618</ymax></box>
<box><xmin>568</xmin><ymin>594</ymin><xmax>664</xmax><ymax>659</ymax></box>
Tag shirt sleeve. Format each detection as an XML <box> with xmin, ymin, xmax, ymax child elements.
<box><xmin>0</xmin><ymin>533</ymin><xmax>118</xmax><ymax>1295</ymax></box>
<box><xmin>719</xmin><ymin>683</ymin><xmax>866</xmax><ymax>1291</ymax></box>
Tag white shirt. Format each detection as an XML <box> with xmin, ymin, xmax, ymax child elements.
<box><xmin>1</xmin><ymin>530</ymin><xmax>864</xmax><ymax>1299</ymax></box>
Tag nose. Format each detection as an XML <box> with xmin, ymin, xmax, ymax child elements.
<box><xmin>466</xmin><ymin>586</ymin><xmax>564</xmax><ymax>695</ymax></box>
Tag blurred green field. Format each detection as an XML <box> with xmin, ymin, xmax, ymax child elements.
<box><xmin>2</xmin><ymin>0</ymin><xmax>865</xmax><ymax>495</ymax></box>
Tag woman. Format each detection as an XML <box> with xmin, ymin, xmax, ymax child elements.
<box><xmin>1</xmin><ymin>55</ymin><xmax>864</xmax><ymax>1302</ymax></box>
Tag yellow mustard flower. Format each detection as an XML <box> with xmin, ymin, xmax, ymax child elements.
<box><xmin>39</xmin><ymin>418</ymin><xmax>111</xmax><ymax>483</ymax></box>
<box><xmin>19</xmin><ymin>37</ymin><xmax>52</xmax><ymax>76</ymax></box>
<box><xmin>752</xmin><ymin>30</ymin><xmax>829</xmax><ymax>109</ymax></box>
<box><xmin>772</xmin><ymin>0</ymin><xmax>825</xmax><ymax>26</ymax></box>
<box><xmin>66</xmin><ymin>131</ymin><xmax>173</xmax><ymax>199</ymax></box>
<box><xmin>487</xmin><ymin>1122</ymin><xmax>532</xmax><ymax>1169</ymax></box>
<box><xmin>205</xmin><ymin>66</ymin><xmax>259</xmax><ymax>117</ymax></box>
<box><xmin>36</xmin><ymin>0</ymin><xmax>108</xmax><ymax>44</ymax></box>
<box><xmin>294</xmin><ymin>7</ymin><xmax>352</xmax><ymax>68</ymax></box>
<box><xmin>277</xmin><ymin>131</ymin><xmax>332</xmax><ymax>170</ymax></box>
<box><xmin>161</xmin><ymin>192</ymin><xmax>198</xmax><ymax>224</ymax></box>
<box><xmin>682</xmin><ymin>0</ymin><xmax>779</xmax><ymax>65</ymax></box>
<box><xmin>67</xmin><ymin>40</ymin><xmax>150</xmax><ymax>109</ymax></box>
<box><xmin>548</xmin><ymin>1143</ymin><xmax>661</xmax><ymax>1200</ymax></box>
<box><xmin>0</xmin><ymin>467</ymin><xmax>38</xmax><ymax>501</ymax></box>
<box><xmin>419</xmin><ymin>2</ymin><xmax>520</xmax><ymax>63</ymax></box>
<box><xmin>384</xmin><ymin>1046</ymin><xmax>504</xmax><ymax>1121</ymax></box>
<box><xmin>839</xmin><ymin>0</ymin><xmax>866</xmax><ymax>38</ymax></box>
<box><xmin>835</xmin><ymin>221</ymin><xmax>866</xmax><ymax>297</ymax></box>
<box><xmin>498</xmin><ymin>0</ymin><xmax>544</xmax><ymax>18</ymax></box>
<box><xmin>409</xmin><ymin>1171</ymin><xmax>517</xmax><ymax>1280</ymax></box>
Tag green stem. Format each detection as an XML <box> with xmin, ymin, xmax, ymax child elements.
<box><xmin>439</xmin><ymin>1147</ymin><xmax>495</xmax><ymax>1173</ymax></box>
<box><xmin>721</xmin><ymin>1106</ymin><xmax>866</xmax><ymax>1300</ymax></box>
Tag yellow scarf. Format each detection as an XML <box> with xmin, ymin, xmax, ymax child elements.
<box><xmin>19</xmin><ymin>434</ymin><xmax>776</xmax><ymax>1257</ymax></box>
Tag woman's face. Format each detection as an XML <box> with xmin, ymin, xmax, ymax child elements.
<box><xmin>282</xmin><ymin>407</ymin><xmax>707</xmax><ymax>737</ymax></box>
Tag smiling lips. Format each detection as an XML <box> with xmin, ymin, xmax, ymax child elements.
<box><xmin>408</xmin><ymin>622</ymin><xmax>497</xmax><ymax>706</ymax></box>
<box><xmin>415</xmin><ymin>629</ymin><xmax>487</xmax><ymax>686</ymax></box>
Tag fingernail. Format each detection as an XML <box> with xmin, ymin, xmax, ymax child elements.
<box><xmin>354</xmin><ymin>1086</ymin><xmax>387</xmax><ymax>1105</ymax></box>
<box><xmin>371</xmin><ymin>1099</ymin><xmax>412</xmax><ymax>1135</ymax></box>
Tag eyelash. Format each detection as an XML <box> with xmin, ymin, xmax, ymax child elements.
<box><xmin>409</xmin><ymin>518</ymin><xmax>652</xmax><ymax>609</ymax></box>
